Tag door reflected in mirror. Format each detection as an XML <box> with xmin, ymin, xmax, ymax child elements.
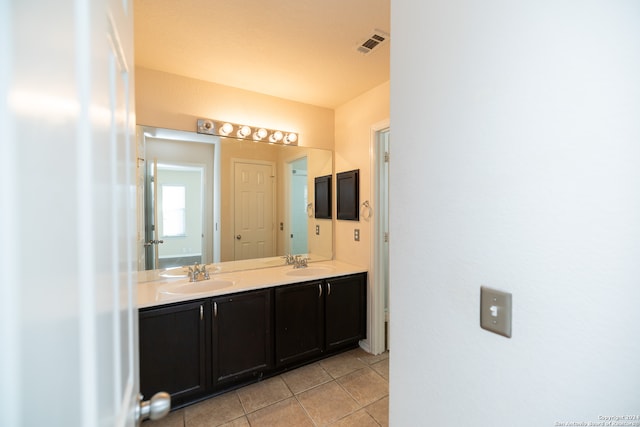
<box><xmin>138</xmin><ymin>126</ymin><xmax>333</xmax><ymax>274</ymax></box>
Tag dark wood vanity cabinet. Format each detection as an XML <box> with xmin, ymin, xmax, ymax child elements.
<box><xmin>139</xmin><ymin>299</ymin><xmax>208</xmax><ymax>407</ymax></box>
<box><xmin>275</xmin><ymin>280</ymin><xmax>325</xmax><ymax>367</ymax></box>
<box><xmin>139</xmin><ymin>272</ymin><xmax>366</xmax><ymax>408</ymax></box>
<box><xmin>324</xmin><ymin>273</ymin><xmax>367</xmax><ymax>352</ymax></box>
<box><xmin>275</xmin><ymin>273</ymin><xmax>367</xmax><ymax>368</ymax></box>
<box><xmin>211</xmin><ymin>289</ymin><xmax>273</xmax><ymax>387</ymax></box>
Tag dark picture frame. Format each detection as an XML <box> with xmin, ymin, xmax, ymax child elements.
<box><xmin>337</xmin><ymin>169</ymin><xmax>359</xmax><ymax>221</ymax></box>
<box><xmin>314</xmin><ymin>175</ymin><xmax>332</xmax><ymax>219</ymax></box>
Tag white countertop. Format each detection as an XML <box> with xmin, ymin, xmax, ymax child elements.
<box><xmin>137</xmin><ymin>260</ymin><xmax>368</xmax><ymax>309</ymax></box>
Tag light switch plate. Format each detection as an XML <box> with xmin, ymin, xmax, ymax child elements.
<box><xmin>316</xmin><ymin>225</ymin><xmax>320</xmax><ymax>235</ymax></box>
<box><xmin>354</xmin><ymin>229</ymin><xmax>360</xmax><ymax>241</ymax></box>
<box><xmin>480</xmin><ymin>286</ymin><xmax>512</xmax><ymax>338</ymax></box>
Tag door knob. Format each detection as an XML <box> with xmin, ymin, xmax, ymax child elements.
<box><xmin>236</xmin><ymin>234</ymin><xmax>242</xmax><ymax>240</ymax></box>
<box><xmin>144</xmin><ymin>239</ymin><xmax>165</xmax><ymax>247</ymax></box>
<box><xmin>135</xmin><ymin>392</ymin><xmax>171</xmax><ymax>425</ymax></box>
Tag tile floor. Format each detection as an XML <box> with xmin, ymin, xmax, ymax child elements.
<box><xmin>146</xmin><ymin>348</ymin><xmax>389</xmax><ymax>427</ymax></box>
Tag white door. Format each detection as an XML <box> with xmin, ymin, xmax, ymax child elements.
<box><xmin>0</xmin><ymin>1</ymin><xmax>164</xmax><ymax>426</ymax></box>
<box><xmin>233</xmin><ymin>161</ymin><xmax>275</xmax><ymax>260</ymax></box>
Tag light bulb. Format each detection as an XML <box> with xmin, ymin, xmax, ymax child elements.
<box><xmin>269</xmin><ymin>131</ymin><xmax>283</xmax><ymax>143</ymax></box>
<box><xmin>237</xmin><ymin>125</ymin><xmax>251</xmax><ymax>138</ymax></box>
<box><xmin>285</xmin><ymin>133</ymin><xmax>298</xmax><ymax>144</ymax></box>
<box><xmin>253</xmin><ymin>128</ymin><xmax>268</xmax><ymax>141</ymax></box>
<box><xmin>220</xmin><ymin>122</ymin><xmax>233</xmax><ymax>136</ymax></box>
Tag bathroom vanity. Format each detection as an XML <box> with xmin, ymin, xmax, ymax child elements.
<box><xmin>137</xmin><ymin>260</ymin><xmax>367</xmax><ymax>409</ymax></box>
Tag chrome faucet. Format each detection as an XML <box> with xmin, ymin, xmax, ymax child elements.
<box><xmin>282</xmin><ymin>254</ymin><xmax>296</xmax><ymax>265</ymax></box>
<box><xmin>293</xmin><ymin>255</ymin><xmax>309</xmax><ymax>269</ymax></box>
<box><xmin>188</xmin><ymin>263</ymin><xmax>210</xmax><ymax>282</ymax></box>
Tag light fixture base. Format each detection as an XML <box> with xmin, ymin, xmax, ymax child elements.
<box><xmin>196</xmin><ymin>118</ymin><xmax>298</xmax><ymax>146</ymax></box>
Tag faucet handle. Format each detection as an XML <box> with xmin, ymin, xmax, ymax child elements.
<box><xmin>282</xmin><ymin>254</ymin><xmax>296</xmax><ymax>265</ymax></box>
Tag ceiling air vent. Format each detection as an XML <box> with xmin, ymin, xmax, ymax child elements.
<box><xmin>356</xmin><ymin>29</ymin><xmax>389</xmax><ymax>54</ymax></box>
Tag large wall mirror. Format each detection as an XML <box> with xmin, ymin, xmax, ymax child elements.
<box><xmin>137</xmin><ymin>126</ymin><xmax>333</xmax><ymax>275</ymax></box>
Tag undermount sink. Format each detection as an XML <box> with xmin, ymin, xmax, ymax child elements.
<box><xmin>158</xmin><ymin>279</ymin><xmax>235</xmax><ymax>296</ymax></box>
<box><xmin>158</xmin><ymin>267</ymin><xmax>189</xmax><ymax>278</ymax></box>
<box><xmin>284</xmin><ymin>266</ymin><xmax>334</xmax><ymax>277</ymax></box>
<box><xmin>159</xmin><ymin>265</ymin><xmax>220</xmax><ymax>278</ymax></box>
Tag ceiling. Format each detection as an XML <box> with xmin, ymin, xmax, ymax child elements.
<box><xmin>133</xmin><ymin>0</ymin><xmax>390</xmax><ymax>109</ymax></box>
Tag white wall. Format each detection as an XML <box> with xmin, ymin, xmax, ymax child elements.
<box><xmin>334</xmin><ymin>81</ymin><xmax>390</xmax><ymax>267</ymax></box>
<box><xmin>390</xmin><ymin>2</ymin><xmax>640</xmax><ymax>426</ymax></box>
<box><xmin>136</xmin><ymin>67</ymin><xmax>335</xmax><ymax>151</ymax></box>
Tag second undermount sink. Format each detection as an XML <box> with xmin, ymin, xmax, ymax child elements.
<box><xmin>284</xmin><ymin>266</ymin><xmax>334</xmax><ymax>277</ymax></box>
<box><xmin>158</xmin><ymin>279</ymin><xmax>235</xmax><ymax>296</ymax></box>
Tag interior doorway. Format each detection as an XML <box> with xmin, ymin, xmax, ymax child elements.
<box><xmin>143</xmin><ymin>134</ymin><xmax>215</xmax><ymax>270</ymax></box>
<box><xmin>288</xmin><ymin>157</ymin><xmax>309</xmax><ymax>255</ymax></box>
<box><xmin>370</xmin><ymin>121</ymin><xmax>390</xmax><ymax>355</ymax></box>
<box><xmin>146</xmin><ymin>162</ymin><xmax>205</xmax><ymax>269</ymax></box>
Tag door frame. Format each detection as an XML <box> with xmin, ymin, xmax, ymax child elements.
<box><xmin>368</xmin><ymin>119</ymin><xmax>390</xmax><ymax>355</ymax></box>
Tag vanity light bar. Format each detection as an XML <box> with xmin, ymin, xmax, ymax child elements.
<box><xmin>196</xmin><ymin>118</ymin><xmax>298</xmax><ymax>146</ymax></box>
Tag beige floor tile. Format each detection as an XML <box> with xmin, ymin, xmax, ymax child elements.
<box><xmin>297</xmin><ymin>381</ymin><xmax>360</xmax><ymax>426</ymax></box>
<box><xmin>246</xmin><ymin>397</ymin><xmax>314</xmax><ymax>426</ymax></box>
<box><xmin>370</xmin><ymin>358</ymin><xmax>389</xmax><ymax>380</ymax></box>
<box><xmin>337</xmin><ymin>367</ymin><xmax>388</xmax><ymax>407</ymax></box>
<box><xmin>146</xmin><ymin>409</ymin><xmax>184</xmax><ymax>427</ymax></box>
<box><xmin>329</xmin><ymin>409</ymin><xmax>380</xmax><ymax>427</ymax></box>
<box><xmin>319</xmin><ymin>351</ymin><xmax>367</xmax><ymax>379</ymax></box>
<box><xmin>184</xmin><ymin>392</ymin><xmax>244</xmax><ymax>427</ymax></box>
<box><xmin>280</xmin><ymin>362</ymin><xmax>333</xmax><ymax>394</ymax></box>
<box><xmin>365</xmin><ymin>396</ymin><xmax>389</xmax><ymax>427</ymax></box>
<box><xmin>343</xmin><ymin>347</ymin><xmax>371</xmax><ymax>359</ymax></box>
<box><xmin>236</xmin><ymin>376</ymin><xmax>293</xmax><ymax>413</ymax></box>
<box><xmin>218</xmin><ymin>416</ymin><xmax>249</xmax><ymax>427</ymax></box>
<box><xmin>357</xmin><ymin>351</ymin><xmax>389</xmax><ymax>366</ymax></box>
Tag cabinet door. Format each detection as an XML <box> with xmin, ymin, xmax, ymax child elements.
<box><xmin>139</xmin><ymin>300</ymin><xmax>208</xmax><ymax>406</ymax></box>
<box><xmin>212</xmin><ymin>289</ymin><xmax>273</xmax><ymax>386</ymax></box>
<box><xmin>325</xmin><ymin>273</ymin><xmax>367</xmax><ymax>351</ymax></box>
<box><xmin>275</xmin><ymin>281</ymin><xmax>324</xmax><ymax>367</ymax></box>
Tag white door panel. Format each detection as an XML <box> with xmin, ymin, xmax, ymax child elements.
<box><xmin>0</xmin><ymin>0</ymin><xmax>145</xmax><ymax>426</ymax></box>
<box><xmin>233</xmin><ymin>161</ymin><xmax>275</xmax><ymax>260</ymax></box>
